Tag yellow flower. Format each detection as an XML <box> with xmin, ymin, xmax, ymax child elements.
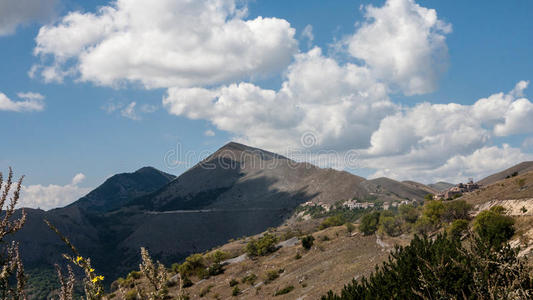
<box><xmin>89</xmin><ymin>268</ymin><xmax>95</xmax><ymax>273</ymax></box>
<box><xmin>91</xmin><ymin>275</ymin><xmax>104</xmax><ymax>283</ymax></box>
<box><xmin>76</xmin><ymin>256</ymin><xmax>83</xmax><ymax>263</ymax></box>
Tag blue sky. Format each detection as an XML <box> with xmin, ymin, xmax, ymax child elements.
<box><xmin>1</xmin><ymin>0</ymin><xmax>532</xmax><ymax>209</ymax></box>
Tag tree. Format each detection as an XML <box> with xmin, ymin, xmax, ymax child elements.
<box><xmin>422</xmin><ymin>200</ymin><xmax>445</xmax><ymax>225</ymax></box>
<box><xmin>378</xmin><ymin>214</ymin><xmax>403</xmax><ymax>237</ymax></box>
<box><xmin>399</xmin><ymin>204</ymin><xmax>419</xmax><ymax>223</ymax></box>
<box><xmin>442</xmin><ymin>200</ymin><xmax>471</xmax><ymax>222</ymax></box>
<box><xmin>359</xmin><ymin>211</ymin><xmax>380</xmax><ymax>235</ymax></box>
<box><xmin>473</xmin><ymin>207</ymin><xmax>514</xmax><ymax>248</ymax></box>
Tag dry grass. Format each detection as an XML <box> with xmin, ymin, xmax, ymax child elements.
<box><xmin>156</xmin><ymin>225</ymin><xmax>409</xmax><ymax>300</ymax></box>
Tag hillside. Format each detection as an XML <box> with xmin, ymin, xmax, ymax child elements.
<box><xmin>111</xmin><ymin>223</ymin><xmax>409</xmax><ymax>300</ymax></box>
<box><xmin>478</xmin><ymin>161</ymin><xmax>533</xmax><ymax>186</ymax></box>
<box><xmin>10</xmin><ymin>142</ymin><xmax>448</xmax><ymax>298</ymax></box>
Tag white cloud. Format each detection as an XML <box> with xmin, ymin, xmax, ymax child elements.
<box><xmin>204</xmin><ymin>129</ymin><xmax>215</xmax><ymax>137</ymax></box>
<box><xmin>33</xmin><ymin>0</ymin><xmax>298</xmax><ymax>88</ymax></box>
<box><xmin>164</xmin><ymin>47</ymin><xmax>395</xmax><ymax>151</ymax></box>
<box><xmin>0</xmin><ymin>92</ymin><xmax>45</xmax><ymax>112</ymax></box>
<box><xmin>18</xmin><ymin>173</ymin><xmax>91</xmax><ymax>210</ymax></box>
<box><xmin>102</xmin><ymin>100</ymin><xmax>157</xmax><ymax>120</ymax></box>
<box><xmin>0</xmin><ymin>0</ymin><xmax>57</xmax><ymax>36</ymax></box>
<box><xmin>347</xmin><ymin>0</ymin><xmax>451</xmax><ymax>95</ymax></box>
<box><xmin>120</xmin><ymin>102</ymin><xmax>140</xmax><ymax>120</ymax></box>
<box><xmin>368</xmin><ymin>145</ymin><xmax>533</xmax><ymax>184</ymax></box>
<box><xmin>71</xmin><ymin>173</ymin><xmax>86</xmax><ymax>185</ymax></box>
<box><xmin>301</xmin><ymin>24</ymin><xmax>314</xmax><ymax>48</ymax></box>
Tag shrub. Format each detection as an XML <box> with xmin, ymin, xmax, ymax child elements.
<box><xmin>232</xmin><ymin>286</ymin><xmax>240</xmax><ymax>296</ymax></box>
<box><xmin>319</xmin><ymin>215</ymin><xmax>346</xmax><ymax>229</ymax></box>
<box><xmin>124</xmin><ymin>289</ymin><xmax>138</xmax><ymax>300</ymax></box>
<box><xmin>378</xmin><ymin>214</ymin><xmax>403</xmax><ymax>237</ymax></box>
<box><xmin>473</xmin><ymin>208</ymin><xmax>515</xmax><ymax>248</ymax></box>
<box><xmin>245</xmin><ymin>233</ymin><xmax>278</xmax><ymax>257</ymax></box>
<box><xmin>265</xmin><ymin>270</ymin><xmax>280</xmax><ymax>283</ymax></box>
<box><xmin>447</xmin><ymin>219</ymin><xmax>469</xmax><ymax>239</ymax></box>
<box><xmin>359</xmin><ymin>211</ymin><xmax>381</xmax><ymax>235</ymax></box>
<box><xmin>241</xmin><ymin>273</ymin><xmax>257</xmax><ymax>285</ymax></box>
<box><xmin>229</xmin><ymin>278</ymin><xmax>239</xmax><ymax>287</ymax></box>
<box><xmin>345</xmin><ymin>222</ymin><xmax>355</xmax><ymax>234</ymax></box>
<box><xmin>294</xmin><ymin>252</ymin><xmax>302</xmax><ymax>260</ymax></box>
<box><xmin>301</xmin><ymin>235</ymin><xmax>314</xmax><ymax>250</ymax></box>
<box><xmin>517</xmin><ymin>178</ymin><xmax>526</xmax><ymax>188</ymax></box>
<box><xmin>424</xmin><ymin>194</ymin><xmax>434</xmax><ymax>201</ymax></box>
<box><xmin>274</xmin><ymin>285</ymin><xmax>294</xmax><ymax>296</ymax></box>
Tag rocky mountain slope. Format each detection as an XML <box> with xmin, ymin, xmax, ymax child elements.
<box><xmin>11</xmin><ymin>142</ymin><xmax>441</xmax><ymax>297</ymax></box>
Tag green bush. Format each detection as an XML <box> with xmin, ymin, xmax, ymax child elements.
<box><xmin>447</xmin><ymin>219</ymin><xmax>469</xmax><ymax>239</ymax></box>
<box><xmin>301</xmin><ymin>235</ymin><xmax>314</xmax><ymax>250</ymax></box>
<box><xmin>473</xmin><ymin>207</ymin><xmax>515</xmax><ymax>248</ymax></box>
<box><xmin>229</xmin><ymin>278</ymin><xmax>239</xmax><ymax>287</ymax></box>
<box><xmin>422</xmin><ymin>200</ymin><xmax>445</xmax><ymax>225</ymax></box>
<box><xmin>232</xmin><ymin>286</ymin><xmax>241</xmax><ymax>296</ymax></box>
<box><xmin>274</xmin><ymin>285</ymin><xmax>294</xmax><ymax>296</ymax></box>
<box><xmin>345</xmin><ymin>222</ymin><xmax>355</xmax><ymax>234</ymax></box>
<box><xmin>245</xmin><ymin>233</ymin><xmax>278</xmax><ymax>257</ymax></box>
<box><xmin>359</xmin><ymin>211</ymin><xmax>380</xmax><ymax>235</ymax></box>
<box><xmin>378</xmin><ymin>213</ymin><xmax>403</xmax><ymax>237</ymax></box>
<box><xmin>265</xmin><ymin>270</ymin><xmax>280</xmax><ymax>283</ymax></box>
<box><xmin>319</xmin><ymin>215</ymin><xmax>345</xmax><ymax>229</ymax></box>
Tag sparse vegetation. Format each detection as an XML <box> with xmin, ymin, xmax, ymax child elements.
<box><xmin>274</xmin><ymin>285</ymin><xmax>294</xmax><ymax>296</ymax></box>
<box><xmin>241</xmin><ymin>273</ymin><xmax>257</xmax><ymax>285</ymax></box>
<box><xmin>231</xmin><ymin>285</ymin><xmax>240</xmax><ymax>296</ymax></box>
<box><xmin>229</xmin><ymin>278</ymin><xmax>239</xmax><ymax>287</ymax></box>
<box><xmin>265</xmin><ymin>270</ymin><xmax>280</xmax><ymax>283</ymax></box>
<box><xmin>345</xmin><ymin>222</ymin><xmax>355</xmax><ymax>234</ymax></box>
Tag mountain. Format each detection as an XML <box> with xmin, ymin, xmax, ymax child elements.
<box><xmin>68</xmin><ymin>166</ymin><xmax>176</xmax><ymax>212</ymax></box>
<box><xmin>478</xmin><ymin>161</ymin><xmax>533</xmax><ymax>186</ymax></box>
<box><xmin>12</xmin><ymin>142</ymin><xmax>433</xmax><ymax>297</ymax></box>
<box><xmin>428</xmin><ymin>181</ymin><xmax>455</xmax><ymax>192</ymax></box>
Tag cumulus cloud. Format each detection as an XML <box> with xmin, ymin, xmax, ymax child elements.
<box><xmin>204</xmin><ymin>129</ymin><xmax>215</xmax><ymax>137</ymax></box>
<box><xmin>347</xmin><ymin>0</ymin><xmax>451</xmax><ymax>95</ymax></box>
<box><xmin>0</xmin><ymin>92</ymin><xmax>45</xmax><ymax>112</ymax></box>
<box><xmin>33</xmin><ymin>0</ymin><xmax>298</xmax><ymax>88</ymax></box>
<box><xmin>164</xmin><ymin>47</ymin><xmax>395</xmax><ymax>151</ymax></box>
<box><xmin>0</xmin><ymin>0</ymin><xmax>57</xmax><ymax>36</ymax></box>
<box><xmin>18</xmin><ymin>173</ymin><xmax>91</xmax><ymax>210</ymax></box>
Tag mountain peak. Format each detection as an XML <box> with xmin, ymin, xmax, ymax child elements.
<box><xmin>213</xmin><ymin>141</ymin><xmax>288</xmax><ymax>162</ymax></box>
